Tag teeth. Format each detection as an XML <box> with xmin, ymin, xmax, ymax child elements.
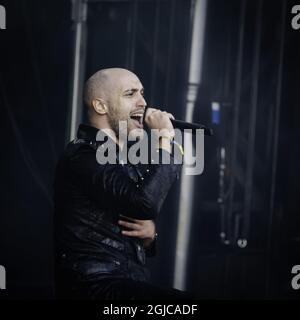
<box><xmin>130</xmin><ymin>114</ymin><xmax>143</xmax><ymax>117</ymax></box>
<box><xmin>130</xmin><ymin>113</ymin><xmax>143</xmax><ymax>125</ymax></box>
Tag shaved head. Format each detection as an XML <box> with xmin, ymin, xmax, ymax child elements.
<box><xmin>83</xmin><ymin>68</ymin><xmax>146</xmax><ymax>139</ymax></box>
<box><xmin>83</xmin><ymin>68</ymin><xmax>139</xmax><ymax>108</ymax></box>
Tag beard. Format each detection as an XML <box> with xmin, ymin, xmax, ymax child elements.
<box><xmin>107</xmin><ymin>107</ymin><xmax>130</xmax><ymax>138</ymax></box>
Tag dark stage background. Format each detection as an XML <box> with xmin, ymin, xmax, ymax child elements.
<box><xmin>0</xmin><ymin>0</ymin><xmax>299</xmax><ymax>299</ymax></box>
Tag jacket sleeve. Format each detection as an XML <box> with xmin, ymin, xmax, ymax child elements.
<box><xmin>68</xmin><ymin>145</ymin><xmax>181</xmax><ymax>220</ymax></box>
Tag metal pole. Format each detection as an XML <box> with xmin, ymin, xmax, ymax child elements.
<box><xmin>174</xmin><ymin>0</ymin><xmax>207</xmax><ymax>291</ymax></box>
<box><xmin>68</xmin><ymin>0</ymin><xmax>88</xmax><ymax>141</ymax></box>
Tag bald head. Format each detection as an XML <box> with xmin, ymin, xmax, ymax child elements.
<box><xmin>83</xmin><ymin>68</ymin><xmax>146</xmax><ymax>134</ymax></box>
<box><xmin>83</xmin><ymin>68</ymin><xmax>139</xmax><ymax>108</ymax></box>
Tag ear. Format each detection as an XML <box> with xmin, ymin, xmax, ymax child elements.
<box><xmin>91</xmin><ymin>98</ymin><xmax>108</xmax><ymax>115</ymax></box>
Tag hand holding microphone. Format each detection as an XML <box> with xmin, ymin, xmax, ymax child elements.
<box><xmin>144</xmin><ymin>107</ymin><xmax>175</xmax><ymax>153</ymax></box>
<box><xmin>143</xmin><ymin>106</ymin><xmax>213</xmax><ymax>136</ymax></box>
<box><xmin>144</xmin><ymin>107</ymin><xmax>175</xmax><ymax>133</ymax></box>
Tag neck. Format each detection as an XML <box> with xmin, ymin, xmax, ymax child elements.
<box><xmin>89</xmin><ymin>118</ymin><xmax>124</xmax><ymax>149</ymax></box>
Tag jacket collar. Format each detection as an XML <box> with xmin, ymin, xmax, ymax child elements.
<box><xmin>77</xmin><ymin>124</ymin><xmax>101</xmax><ymax>142</ymax></box>
<box><xmin>76</xmin><ymin>123</ymin><xmax>121</xmax><ymax>152</ymax></box>
<box><xmin>76</xmin><ymin>124</ymin><xmax>144</xmax><ymax>165</ymax></box>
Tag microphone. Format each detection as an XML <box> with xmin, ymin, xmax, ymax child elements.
<box><xmin>170</xmin><ymin>119</ymin><xmax>213</xmax><ymax>136</ymax></box>
<box><xmin>143</xmin><ymin>106</ymin><xmax>213</xmax><ymax>136</ymax></box>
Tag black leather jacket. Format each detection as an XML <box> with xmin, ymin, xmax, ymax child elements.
<box><xmin>53</xmin><ymin>124</ymin><xmax>181</xmax><ymax>295</ymax></box>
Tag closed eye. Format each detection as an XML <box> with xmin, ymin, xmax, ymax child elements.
<box><xmin>124</xmin><ymin>88</ymin><xmax>145</xmax><ymax>97</ymax></box>
<box><xmin>124</xmin><ymin>90</ymin><xmax>135</xmax><ymax>97</ymax></box>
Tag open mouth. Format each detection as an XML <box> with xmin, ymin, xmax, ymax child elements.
<box><xmin>129</xmin><ymin>112</ymin><xmax>144</xmax><ymax>128</ymax></box>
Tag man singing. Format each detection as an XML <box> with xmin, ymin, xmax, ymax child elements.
<box><xmin>53</xmin><ymin>68</ymin><xmax>192</xmax><ymax>299</ymax></box>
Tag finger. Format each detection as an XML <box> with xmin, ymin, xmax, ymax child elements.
<box><xmin>148</xmin><ymin>110</ymin><xmax>161</xmax><ymax>117</ymax></box>
<box><xmin>145</xmin><ymin>107</ymin><xmax>159</xmax><ymax>117</ymax></box>
<box><xmin>118</xmin><ymin>220</ymin><xmax>141</xmax><ymax>230</ymax></box>
<box><xmin>168</xmin><ymin>113</ymin><xmax>175</xmax><ymax>120</ymax></box>
<box><xmin>121</xmin><ymin>230</ymin><xmax>142</xmax><ymax>237</ymax></box>
<box><xmin>162</xmin><ymin>111</ymin><xmax>175</xmax><ymax>120</ymax></box>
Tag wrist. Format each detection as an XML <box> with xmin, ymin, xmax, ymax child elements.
<box><xmin>158</xmin><ymin>136</ymin><xmax>172</xmax><ymax>153</ymax></box>
<box><xmin>142</xmin><ymin>232</ymin><xmax>158</xmax><ymax>248</ymax></box>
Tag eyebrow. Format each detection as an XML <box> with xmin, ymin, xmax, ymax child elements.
<box><xmin>123</xmin><ymin>87</ymin><xmax>144</xmax><ymax>94</ymax></box>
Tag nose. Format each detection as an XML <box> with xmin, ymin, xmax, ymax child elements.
<box><xmin>137</xmin><ymin>93</ymin><xmax>147</xmax><ymax>108</ymax></box>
